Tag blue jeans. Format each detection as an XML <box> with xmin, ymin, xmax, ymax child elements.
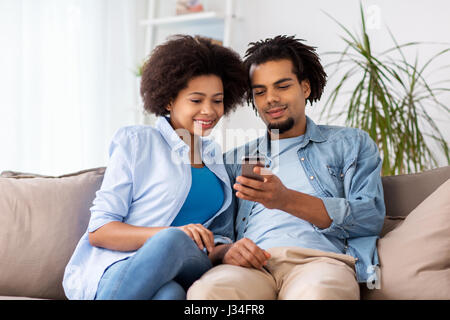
<box><xmin>95</xmin><ymin>228</ymin><xmax>212</xmax><ymax>300</ymax></box>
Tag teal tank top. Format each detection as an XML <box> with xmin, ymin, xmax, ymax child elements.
<box><xmin>170</xmin><ymin>165</ymin><xmax>224</xmax><ymax>227</ymax></box>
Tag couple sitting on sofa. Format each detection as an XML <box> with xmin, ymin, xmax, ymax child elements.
<box><xmin>62</xmin><ymin>34</ymin><xmax>385</xmax><ymax>300</ymax></box>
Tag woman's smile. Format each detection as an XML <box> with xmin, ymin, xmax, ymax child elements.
<box><xmin>193</xmin><ymin>119</ymin><xmax>216</xmax><ymax>130</ymax></box>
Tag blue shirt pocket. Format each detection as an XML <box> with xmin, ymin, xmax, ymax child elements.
<box><xmin>326</xmin><ymin>164</ymin><xmax>345</xmax><ymax>196</ymax></box>
<box><xmin>326</xmin><ymin>158</ymin><xmax>356</xmax><ymax>197</ymax></box>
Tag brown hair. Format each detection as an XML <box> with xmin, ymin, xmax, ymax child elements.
<box><xmin>140</xmin><ymin>35</ymin><xmax>247</xmax><ymax>116</ymax></box>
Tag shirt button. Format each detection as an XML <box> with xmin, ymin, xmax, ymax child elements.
<box><xmin>310</xmin><ymin>176</ymin><xmax>314</xmax><ymax>180</ymax></box>
<box><xmin>340</xmin><ymin>173</ymin><xmax>344</xmax><ymax>177</ymax></box>
<box><xmin>301</xmin><ymin>157</ymin><xmax>305</xmax><ymax>161</ymax></box>
<box><xmin>355</xmin><ymin>257</ymin><xmax>359</xmax><ymax>262</ymax></box>
<box><xmin>242</xmin><ymin>217</ymin><xmax>246</xmax><ymax>221</ymax></box>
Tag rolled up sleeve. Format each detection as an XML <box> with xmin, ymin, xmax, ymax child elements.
<box><xmin>316</xmin><ymin>131</ymin><xmax>385</xmax><ymax>239</ymax></box>
<box><xmin>213</xmin><ymin>235</ymin><xmax>233</xmax><ymax>245</ymax></box>
<box><xmin>88</xmin><ymin>127</ymin><xmax>135</xmax><ymax>233</ymax></box>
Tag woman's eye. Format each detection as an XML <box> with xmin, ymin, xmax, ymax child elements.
<box><xmin>214</xmin><ymin>100</ymin><xmax>223</xmax><ymax>104</ymax></box>
<box><xmin>254</xmin><ymin>91</ymin><xmax>265</xmax><ymax>96</ymax></box>
<box><xmin>190</xmin><ymin>99</ymin><xmax>201</xmax><ymax>103</ymax></box>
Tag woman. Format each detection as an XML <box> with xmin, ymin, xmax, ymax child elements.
<box><xmin>62</xmin><ymin>35</ymin><xmax>247</xmax><ymax>300</ymax></box>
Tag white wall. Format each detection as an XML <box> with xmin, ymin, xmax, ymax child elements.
<box><xmin>2</xmin><ymin>0</ymin><xmax>447</xmax><ymax>175</ymax></box>
<box><xmin>219</xmin><ymin>0</ymin><xmax>450</xmax><ymax>166</ymax></box>
<box><xmin>0</xmin><ymin>0</ymin><xmax>148</xmax><ymax>176</ymax></box>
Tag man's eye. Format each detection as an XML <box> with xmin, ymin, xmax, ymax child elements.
<box><xmin>190</xmin><ymin>99</ymin><xmax>201</xmax><ymax>103</ymax></box>
<box><xmin>254</xmin><ymin>91</ymin><xmax>265</xmax><ymax>96</ymax></box>
<box><xmin>214</xmin><ymin>100</ymin><xmax>224</xmax><ymax>104</ymax></box>
<box><xmin>279</xmin><ymin>85</ymin><xmax>291</xmax><ymax>89</ymax></box>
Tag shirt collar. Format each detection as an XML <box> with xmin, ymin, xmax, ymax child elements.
<box><xmin>155</xmin><ymin>116</ymin><xmax>218</xmax><ymax>160</ymax></box>
<box><xmin>304</xmin><ymin>115</ymin><xmax>327</xmax><ymax>144</ymax></box>
<box><xmin>252</xmin><ymin>115</ymin><xmax>327</xmax><ymax>157</ymax></box>
<box><xmin>156</xmin><ymin>116</ymin><xmax>186</xmax><ymax>151</ymax></box>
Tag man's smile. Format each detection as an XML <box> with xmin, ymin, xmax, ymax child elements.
<box><xmin>266</xmin><ymin>106</ymin><xmax>287</xmax><ymax>119</ymax></box>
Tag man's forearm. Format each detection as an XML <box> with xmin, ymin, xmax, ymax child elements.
<box><xmin>280</xmin><ymin>189</ymin><xmax>332</xmax><ymax>229</ymax></box>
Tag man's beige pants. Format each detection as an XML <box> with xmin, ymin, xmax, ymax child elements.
<box><xmin>187</xmin><ymin>247</ymin><xmax>360</xmax><ymax>300</ymax></box>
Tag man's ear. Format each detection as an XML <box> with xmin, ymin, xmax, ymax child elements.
<box><xmin>301</xmin><ymin>80</ymin><xmax>311</xmax><ymax>100</ymax></box>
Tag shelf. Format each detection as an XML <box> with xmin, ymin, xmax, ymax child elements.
<box><xmin>140</xmin><ymin>11</ymin><xmax>224</xmax><ymax>26</ymax></box>
<box><xmin>139</xmin><ymin>0</ymin><xmax>235</xmax><ymax>127</ymax></box>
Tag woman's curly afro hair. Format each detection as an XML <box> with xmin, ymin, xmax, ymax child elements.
<box><xmin>140</xmin><ymin>34</ymin><xmax>247</xmax><ymax>116</ymax></box>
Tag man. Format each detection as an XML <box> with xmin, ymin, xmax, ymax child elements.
<box><xmin>187</xmin><ymin>35</ymin><xmax>385</xmax><ymax>300</ymax></box>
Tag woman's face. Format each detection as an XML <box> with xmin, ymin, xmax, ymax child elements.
<box><xmin>168</xmin><ymin>74</ymin><xmax>224</xmax><ymax>137</ymax></box>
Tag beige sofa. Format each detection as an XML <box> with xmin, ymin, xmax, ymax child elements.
<box><xmin>0</xmin><ymin>166</ymin><xmax>449</xmax><ymax>300</ymax></box>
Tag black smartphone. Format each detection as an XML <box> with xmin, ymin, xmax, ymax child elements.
<box><xmin>241</xmin><ymin>156</ymin><xmax>266</xmax><ymax>182</ymax></box>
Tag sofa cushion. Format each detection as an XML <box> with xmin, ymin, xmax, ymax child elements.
<box><xmin>0</xmin><ymin>167</ymin><xmax>105</xmax><ymax>299</ymax></box>
<box><xmin>362</xmin><ymin>179</ymin><xmax>450</xmax><ymax>299</ymax></box>
<box><xmin>379</xmin><ymin>216</ymin><xmax>405</xmax><ymax>238</ymax></box>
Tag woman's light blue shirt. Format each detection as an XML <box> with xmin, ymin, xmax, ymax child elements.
<box><xmin>62</xmin><ymin>117</ymin><xmax>233</xmax><ymax>300</ymax></box>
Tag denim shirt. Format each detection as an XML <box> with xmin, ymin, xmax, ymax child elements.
<box><xmin>63</xmin><ymin>117</ymin><xmax>234</xmax><ymax>300</ymax></box>
<box><xmin>223</xmin><ymin>116</ymin><xmax>386</xmax><ymax>283</ymax></box>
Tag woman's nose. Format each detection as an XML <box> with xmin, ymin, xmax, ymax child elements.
<box><xmin>200</xmin><ymin>102</ymin><xmax>215</xmax><ymax>115</ymax></box>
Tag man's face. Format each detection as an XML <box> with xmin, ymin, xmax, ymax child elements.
<box><xmin>249</xmin><ymin>59</ymin><xmax>311</xmax><ymax>139</ymax></box>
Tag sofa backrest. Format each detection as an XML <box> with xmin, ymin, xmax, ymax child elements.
<box><xmin>381</xmin><ymin>166</ymin><xmax>450</xmax><ymax>217</ymax></box>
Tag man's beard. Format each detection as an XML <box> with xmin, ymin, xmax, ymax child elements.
<box><xmin>267</xmin><ymin>117</ymin><xmax>295</xmax><ymax>134</ymax></box>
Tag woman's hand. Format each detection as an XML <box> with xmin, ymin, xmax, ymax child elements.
<box><xmin>176</xmin><ymin>224</ymin><xmax>215</xmax><ymax>253</ymax></box>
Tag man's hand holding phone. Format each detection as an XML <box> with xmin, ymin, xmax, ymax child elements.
<box><xmin>234</xmin><ymin>156</ymin><xmax>290</xmax><ymax>210</ymax></box>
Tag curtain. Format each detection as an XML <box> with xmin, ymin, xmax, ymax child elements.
<box><xmin>0</xmin><ymin>0</ymin><xmax>146</xmax><ymax>176</ymax></box>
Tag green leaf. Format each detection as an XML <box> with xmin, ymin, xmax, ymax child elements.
<box><xmin>321</xmin><ymin>1</ymin><xmax>450</xmax><ymax>175</ymax></box>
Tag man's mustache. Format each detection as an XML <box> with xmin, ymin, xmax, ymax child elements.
<box><xmin>264</xmin><ymin>104</ymin><xmax>287</xmax><ymax>112</ymax></box>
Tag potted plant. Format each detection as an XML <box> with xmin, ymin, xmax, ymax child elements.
<box><xmin>132</xmin><ymin>60</ymin><xmax>157</xmax><ymax>125</ymax></box>
<box><xmin>321</xmin><ymin>4</ymin><xmax>450</xmax><ymax>176</ymax></box>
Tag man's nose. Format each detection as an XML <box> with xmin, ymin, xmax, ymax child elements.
<box><xmin>266</xmin><ymin>89</ymin><xmax>280</xmax><ymax>105</ymax></box>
